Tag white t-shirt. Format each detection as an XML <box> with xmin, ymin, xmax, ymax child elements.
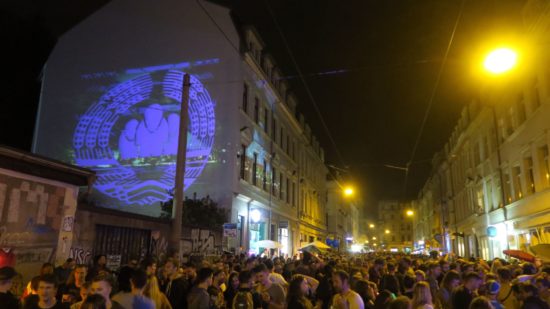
<box><xmin>332</xmin><ymin>290</ymin><xmax>365</xmax><ymax>309</ymax></box>
<box><xmin>269</xmin><ymin>272</ymin><xmax>288</xmax><ymax>286</ymax></box>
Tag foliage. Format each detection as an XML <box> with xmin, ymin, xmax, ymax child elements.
<box><xmin>160</xmin><ymin>194</ymin><xmax>227</xmax><ymax>229</ymax></box>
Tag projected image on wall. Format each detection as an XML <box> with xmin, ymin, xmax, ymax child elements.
<box><xmin>72</xmin><ymin>67</ymin><xmax>216</xmax><ymax>217</ymax></box>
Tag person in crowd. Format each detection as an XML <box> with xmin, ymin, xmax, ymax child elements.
<box><xmin>141</xmin><ymin>258</ymin><xmax>158</xmax><ymax>278</ymax></box>
<box><xmin>80</xmin><ymin>294</ymin><xmax>107</xmax><ymax>309</ymax></box>
<box><xmin>55</xmin><ymin>259</ymin><xmax>76</xmax><ymax>285</ymax></box>
<box><xmin>388</xmin><ymin>296</ymin><xmax>412</xmax><ymax>309</ymax></box>
<box><xmin>264</xmin><ymin>259</ymin><xmax>288</xmax><ymax>289</ymax></box>
<box><xmin>535</xmin><ymin>277</ymin><xmax>550</xmax><ymax>306</ymax></box>
<box><xmin>0</xmin><ymin>266</ymin><xmax>20</xmax><ymax>309</ymax></box>
<box><xmin>369</xmin><ymin>259</ymin><xmax>385</xmax><ymax>286</ymax></box>
<box><xmin>496</xmin><ymin>266</ymin><xmax>520</xmax><ymax>309</ymax></box>
<box><xmin>451</xmin><ymin>272</ymin><xmax>482</xmax><ymax>309</ymax></box>
<box><xmin>90</xmin><ymin>274</ymin><xmax>123</xmax><ymax>309</ymax></box>
<box><xmin>69</xmin><ymin>281</ymin><xmax>91</xmax><ymax>309</ymax></box>
<box><xmin>88</xmin><ymin>256</ymin><xmax>109</xmax><ymax>281</ymax></box>
<box><xmin>187</xmin><ymin>267</ymin><xmax>214</xmax><ymax>309</ymax></box>
<box><xmin>411</xmin><ymin>281</ymin><xmax>433</xmax><ymax>309</ymax></box>
<box><xmin>469</xmin><ymin>296</ymin><xmax>494</xmax><ymax>309</ymax></box>
<box><xmin>25</xmin><ymin>274</ymin><xmax>69</xmax><ymax>309</ymax></box>
<box><xmin>162</xmin><ymin>257</ymin><xmax>189</xmax><ymax>309</ymax></box>
<box><xmin>233</xmin><ymin>270</ymin><xmax>262</xmax><ymax>309</ymax></box>
<box><xmin>59</xmin><ymin>265</ymin><xmax>89</xmax><ymax>303</ymax></box>
<box><xmin>426</xmin><ymin>262</ymin><xmax>441</xmax><ymax>300</ymax></box>
<box><xmin>512</xmin><ymin>281</ymin><xmax>550</xmax><ymax>309</ymax></box>
<box><xmin>143</xmin><ymin>275</ymin><xmax>172</xmax><ymax>309</ymax></box>
<box><xmin>402</xmin><ymin>275</ymin><xmax>416</xmax><ymax>299</ymax></box>
<box><xmin>113</xmin><ymin>269</ymin><xmax>155</xmax><ymax>309</ymax></box>
<box><xmin>25</xmin><ymin>263</ymin><xmax>55</xmax><ymax>298</ymax></box>
<box><xmin>373</xmin><ymin>290</ymin><xmax>394</xmax><ymax>309</ymax></box>
<box><xmin>252</xmin><ymin>263</ymin><xmax>286</xmax><ymax>309</ymax></box>
<box><xmin>287</xmin><ymin>275</ymin><xmax>314</xmax><ymax>309</ymax></box>
<box><xmin>224</xmin><ymin>271</ymin><xmax>240</xmax><ymax>307</ymax></box>
<box><xmin>380</xmin><ymin>263</ymin><xmax>400</xmax><ymax>296</ymax></box>
<box><xmin>437</xmin><ymin>270</ymin><xmax>460</xmax><ymax>309</ymax></box>
<box><xmin>353</xmin><ymin>279</ymin><xmax>376</xmax><ymax>309</ymax></box>
<box><xmin>332</xmin><ymin>269</ymin><xmax>365</xmax><ymax>309</ymax></box>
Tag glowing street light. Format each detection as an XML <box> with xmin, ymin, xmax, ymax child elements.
<box><xmin>406</xmin><ymin>210</ymin><xmax>414</xmax><ymax>217</ymax></box>
<box><xmin>251</xmin><ymin>209</ymin><xmax>262</xmax><ymax>223</ymax></box>
<box><xmin>385</xmin><ymin>229</ymin><xmax>390</xmax><ymax>234</ymax></box>
<box><xmin>372</xmin><ymin>236</ymin><xmax>376</xmax><ymax>240</ymax></box>
<box><xmin>343</xmin><ymin>187</ymin><xmax>354</xmax><ymax>197</ymax></box>
<box><xmin>369</xmin><ymin>224</ymin><xmax>375</xmax><ymax>228</ymax></box>
<box><xmin>483</xmin><ymin>48</ymin><xmax>518</xmax><ymax>75</ymax></box>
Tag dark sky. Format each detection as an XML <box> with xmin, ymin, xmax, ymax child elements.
<box><xmin>2</xmin><ymin>0</ymin><xmax>524</xmax><ymax>212</ymax></box>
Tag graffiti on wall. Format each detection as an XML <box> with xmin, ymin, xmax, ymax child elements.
<box><xmin>181</xmin><ymin>228</ymin><xmax>221</xmax><ymax>256</ymax></box>
<box><xmin>69</xmin><ymin>247</ymin><xmax>93</xmax><ymax>265</ymax></box>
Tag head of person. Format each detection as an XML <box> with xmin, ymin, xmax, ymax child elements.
<box><xmin>412</xmin><ymin>281</ymin><xmax>432</xmax><ymax>306</ymax></box>
<box><xmin>238</xmin><ymin>270</ymin><xmax>254</xmax><ymax>288</ymax></box>
<box><xmin>388</xmin><ymin>296</ymin><xmax>412</xmax><ymax>309</ymax></box>
<box><xmin>288</xmin><ymin>275</ymin><xmax>309</xmax><ymax>301</ymax></box>
<box><xmin>117</xmin><ymin>266</ymin><xmax>134</xmax><ymax>293</ymax></box>
<box><xmin>512</xmin><ymin>281</ymin><xmax>539</xmax><ymax>301</ymax></box>
<box><xmin>0</xmin><ymin>267</ymin><xmax>17</xmax><ymax>292</ymax></box>
<box><xmin>464</xmin><ymin>272</ymin><xmax>483</xmax><ymax>291</ymax></box>
<box><xmin>332</xmin><ymin>270</ymin><xmax>351</xmax><ymax>293</ymax></box>
<box><xmin>441</xmin><ymin>270</ymin><xmax>461</xmax><ymax>291</ymax></box>
<box><xmin>94</xmin><ymin>255</ymin><xmax>107</xmax><ymax>267</ymax></box>
<box><xmin>353</xmin><ymin>279</ymin><xmax>374</xmax><ymax>303</ymax></box>
<box><xmin>469</xmin><ymin>296</ymin><xmax>494</xmax><ymax>309</ymax></box>
<box><xmin>374</xmin><ymin>258</ymin><xmax>385</xmax><ymax>270</ymax></box>
<box><xmin>140</xmin><ymin>257</ymin><xmax>157</xmax><ymax>277</ymax></box>
<box><xmin>374</xmin><ymin>290</ymin><xmax>395</xmax><ymax>308</ymax></box>
<box><xmin>264</xmin><ymin>259</ymin><xmax>274</xmax><ymax>272</ymax></box>
<box><xmin>72</xmin><ymin>264</ymin><xmax>88</xmax><ymax>285</ymax></box>
<box><xmin>38</xmin><ymin>274</ymin><xmax>58</xmax><ymax>303</ymax></box>
<box><xmin>131</xmin><ymin>269</ymin><xmax>148</xmax><ymax>291</ymax></box>
<box><xmin>415</xmin><ymin>270</ymin><xmax>426</xmax><ymax>282</ymax></box>
<box><xmin>80</xmin><ymin>281</ymin><xmax>91</xmax><ymax>301</ymax></box>
<box><xmin>428</xmin><ymin>262</ymin><xmax>442</xmax><ymax>278</ymax></box>
<box><xmin>163</xmin><ymin>258</ymin><xmax>179</xmax><ymax>278</ymax></box>
<box><xmin>227</xmin><ymin>271</ymin><xmax>239</xmax><ymax>290</ymax></box>
<box><xmin>80</xmin><ymin>293</ymin><xmax>107</xmax><ymax>309</ymax></box>
<box><xmin>522</xmin><ymin>262</ymin><xmax>537</xmax><ymax>275</ymax></box>
<box><xmin>195</xmin><ymin>268</ymin><xmax>214</xmax><ymax>287</ymax></box>
<box><xmin>485</xmin><ymin>280</ymin><xmax>500</xmax><ymax>298</ymax></box>
<box><xmin>40</xmin><ymin>263</ymin><xmax>55</xmax><ymax>275</ymax></box>
<box><xmin>439</xmin><ymin>260</ymin><xmax>450</xmax><ymax>273</ymax></box>
<box><xmin>403</xmin><ymin>274</ymin><xmax>416</xmax><ymax>291</ymax></box>
<box><xmin>535</xmin><ymin>277</ymin><xmax>550</xmax><ymax>296</ymax></box>
<box><xmin>64</xmin><ymin>258</ymin><xmax>76</xmax><ymax>269</ymax></box>
<box><xmin>496</xmin><ymin>267</ymin><xmax>512</xmax><ymax>282</ymax></box>
<box><xmin>91</xmin><ymin>274</ymin><xmax>114</xmax><ymax>301</ymax></box>
<box><xmin>213</xmin><ymin>268</ymin><xmax>226</xmax><ymax>286</ymax></box>
<box><xmin>252</xmin><ymin>263</ymin><xmax>270</xmax><ymax>286</ymax></box>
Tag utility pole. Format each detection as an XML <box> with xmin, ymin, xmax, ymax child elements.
<box><xmin>171</xmin><ymin>73</ymin><xmax>191</xmax><ymax>256</ymax></box>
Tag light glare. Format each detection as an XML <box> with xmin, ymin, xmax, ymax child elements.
<box><xmin>484</xmin><ymin>48</ymin><xmax>517</xmax><ymax>74</ymax></box>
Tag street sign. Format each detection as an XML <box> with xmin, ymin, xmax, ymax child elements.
<box><xmin>223</xmin><ymin>223</ymin><xmax>237</xmax><ymax>237</ymax></box>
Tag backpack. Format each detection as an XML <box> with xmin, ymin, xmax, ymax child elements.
<box><xmin>232</xmin><ymin>290</ymin><xmax>254</xmax><ymax>309</ymax></box>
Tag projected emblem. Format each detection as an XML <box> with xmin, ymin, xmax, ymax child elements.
<box><xmin>73</xmin><ymin>71</ymin><xmax>215</xmax><ymax>207</ymax></box>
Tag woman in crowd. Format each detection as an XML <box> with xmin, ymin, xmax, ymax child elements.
<box><xmin>411</xmin><ymin>281</ymin><xmax>433</xmax><ymax>309</ymax></box>
<box><xmin>287</xmin><ymin>275</ymin><xmax>314</xmax><ymax>309</ymax></box>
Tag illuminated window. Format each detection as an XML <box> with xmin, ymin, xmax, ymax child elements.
<box><xmin>538</xmin><ymin>145</ymin><xmax>550</xmax><ymax>188</ymax></box>
<box><xmin>272</xmin><ymin>167</ymin><xmax>278</xmax><ymax>197</ymax></box>
<box><xmin>503</xmin><ymin>170</ymin><xmax>512</xmax><ymax>205</ymax></box>
<box><xmin>252</xmin><ymin>153</ymin><xmax>258</xmax><ymax>186</ymax></box>
<box><xmin>242</xmin><ymin>84</ymin><xmax>248</xmax><ymax>113</ymax></box>
<box><xmin>524</xmin><ymin>157</ymin><xmax>535</xmax><ymax>194</ymax></box>
<box><xmin>512</xmin><ymin>165</ymin><xmax>523</xmax><ymax>200</ymax></box>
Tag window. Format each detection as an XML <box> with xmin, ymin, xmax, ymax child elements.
<box><xmin>279</xmin><ymin>173</ymin><xmax>284</xmax><ymax>200</ymax></box>
<box><xmin>263</xmin><ymin>159</ymin><xmax>267</xmax><ymax>191</ymax></box>
<box><xmin>532</xmin><ymin>76</ymin><xmax>541</xmax><ymax>110</ymax></box>
<box><xmin>286</xmin><ymin>134</ymin><xmax>290</xmax><ymax>155</ymax></box>
<box><xmin>272</xmin><ymin>167</ymin><xmax>278</xmax><ymax>197</ymax></box>
<box><xmin>280</xmin><ymin>127</ymin><xmax>284</xmax><ymax>148</ymax></box>
<box><xmin>240</xmin><ymin>145</ymin><xmax>247</xmax><ymax>181</ymax></box>
<box><xmin>538</xmin><ymin>145</ymin><xmax>550</xmax><ymax>188</ymax></box>
<box><xmin>242</xmin><ymin>84</ymin><xmax>248</xmax><ymax>112</ymax></box>
<box><xmin>486</xmin><ymin>179</ymin><xmax>494</xmax><ymax>210</ymax></box>
<box><xmin>503</xmin><ymin>170</ymin><xmax>512</xmax><ymax>205</ymax></box>
<box><xmin>292</xmin><ymin>182</ymin><xmax>296</xmax><ymax>207</ymax></box>
<box><xmin>524</xmin><ymin>157</ymin><xmax>535</xmax><ymax>195</ymax></box>
<box><xmin>254</xmin><ymin>97</ymin><xmax>260</xmax><ymax>123</ymax></box>
<box><xmin>512</xmin><ymin>165</ymin><xmax>523</xmax><ymax>200</ymax></box>
<box><xmin>286</xmin><ymin>177</ymin><xmax>290</xmax><ymax>204</ymax></box>
<box><xmin>516</xmin><ymin>93</ymin><xmax>527</xmax><ymax>125</ymax></box>
<box><xmin>272</xmin><ymin>117</ymin><xmax>277</xmax><ymax>142</ymax></box>
<box><xmin>264</xmin><ymin>108</ymin><xmax>269</xmax><ymax>134</ymax></box>
<box><xmin>252</xmin><ymin>153</ymin><xmax>258</xmax><ymax>186</ymax></box>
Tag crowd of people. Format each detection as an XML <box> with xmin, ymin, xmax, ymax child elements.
<box><xmin>1</xmin><ymin>249</ymin><xmax>550</xmax><ymax>309</ymax></box>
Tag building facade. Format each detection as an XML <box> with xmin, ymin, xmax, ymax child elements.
<box><xmin>32</xmin><ymin>0</ymin><xmax>328</xmax><ymax>260</ymax></box>
<box><xmin>325</xmin><ymin>179</ymin><xmax>360</xmax><ymax>251</ymax></box>
<box><xmin>414</xmin><ymin>0</ymin><xmax>550</xmax><ymax>259</ymax></box>
<box><xmin>377</xmin><ymin>200</ymin><xmax>413</xmax><ymax>252</ymax></box>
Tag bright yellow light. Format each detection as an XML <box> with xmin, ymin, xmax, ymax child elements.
<box><xmin>483</xmin><ymin>48</ymin><xmax>517</xmax><ymax>74</ymax></box>
<box><xmin>369</xmin><ymin>224</ymin><xmax>375</xmax><ymax>228</ymax></box>
<box><xmin>365</xmin><ymin>240</ymin><xmax>369</xmax><ymax>244</ymax></box>
<box><xmin>372</xmin><ymin>236</ymin><xmax>376</xmax><ymax>240</ymax></box>
<box><xmin>406</xmin><ymin>210</ymin><xmax>414</xmax><ymax>216</ymax></box>
<box><xmin>343</xmin><ymin>187</ymin><xmax>354</xmax><ymax>197</ymax></box>
<box><xmin>385</xmin><ymin>229</ymin><xmax>390</xmax><ymax>234</ymax></box>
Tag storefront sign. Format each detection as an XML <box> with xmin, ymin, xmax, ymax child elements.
<box><xmin>223</xmin><ymin>223</ymin><xmax>237</xmax><ymax>237</ymax></box>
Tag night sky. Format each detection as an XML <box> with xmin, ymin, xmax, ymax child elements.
<box><xmin>2</xmin><ymin>0</ymin><xmax>524</xmax><ymax>214</ymax></box>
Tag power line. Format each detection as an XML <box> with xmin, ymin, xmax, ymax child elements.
<box><xmin>403</xmin><ymin>0</ymin><xmax>466</xmax><ymax>195</ymax></box>
<box><xmin>262</xmin><ymin>0</ymin><xmax>348</xmax><ymax>169</ymax></box>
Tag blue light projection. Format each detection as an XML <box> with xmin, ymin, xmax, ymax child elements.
<box><xmin>73</xmin><ymin>70</ymin><xmax>215</xmax><ymax>213</ymax></box>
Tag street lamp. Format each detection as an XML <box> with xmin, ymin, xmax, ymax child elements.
<box><xmin>483</xmin><ymin>48</ymin><xmax>518</xmax><ymax>75</ymax></box>
<box><xmin>369</xmin><ymin>224</ymin><xmax>375</xmax><ymax>228</ymax></box>
<box><xmin>343</xmin><ymin>187</ymin><xmax>354</xmax><ymax>197</ymax></box>
<box><xmin>406</xmin><ymin>210</ymin><xmax>414</xmax><ymax>251</ymax></box>
<box><xmin>385</xmin><ymin>229</ymin><xmax>390</xmax><ymax>234</ymax></box>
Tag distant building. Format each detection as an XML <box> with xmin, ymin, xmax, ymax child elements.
<box><xmin>377</xmin><ymin>200</ymin><xmax>413</xmax><ymax>252</ymax></box>
<box><xmin>326</xmin><ymin>179</ymin><xmax>360</xmax><ymax>251</ymax></box>
<box><xmin>33</xmin><ymin>0</ymin><xmax>328</xmax><ymax>262</ymax></box>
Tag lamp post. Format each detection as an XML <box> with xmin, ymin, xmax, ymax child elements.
<box><xmin>406</xmin><ymin>210</ymin><xmax>414</xmax><ymax>252</ymax></box>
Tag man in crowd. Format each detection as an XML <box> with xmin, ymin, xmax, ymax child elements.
<box><xmin>0</xmin><ymin>266</ymin><xmax>20</xmax><ymax>309</ymax></box>
<box><xmin>253</xmin><ymin>263</ymin><xmax>286</xmax><ymax>309</ymax></box>
<box><xmin>58</xmin><ymin>264</ymin><xmax>88</xmax><ymax>303</ymax></box>
<box><xmin>187</xmin><ymin>268</ymin><xmax>214</xmax><ymax>309</ymax></box>
<box><xmin>163</xmin><ymin>257</ymin><xmax>190</xmax><ymax>309</ymax></box>
<box><xmin>113</xmin><ymin>269</ymin><xmax>155</xmax><ymax>309</ymax></box>
<box><xmin>331</xmin><ymin>269</ymin><xmax>364</xmax><ymax>309</ymax></box>
<box><xmin>54</xmin><ymin>259</ymin><xmax>76</xmax><ymax>285</ymax></box>
<box><xmin>27</xmin><ymin>274</ymin><xmax>68</xmax><ymax>309</ymax></box>
<box><xmin>90</xmin><ymin>274</ymin><xmax>124</xmax><ymax>309</ymax></box>
<box><xmin>451</xmin><ymin>272</ymin><xmax>482</xmax><ymax>309</ymax></box>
